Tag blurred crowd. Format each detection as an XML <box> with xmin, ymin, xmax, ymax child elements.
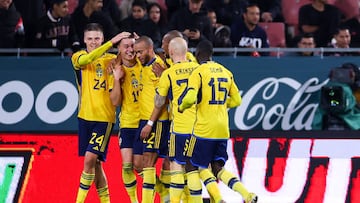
<box><xmin>0</xmin><ymin>0</ymin><xmax>359</xmax><ymax>56</ymax></box>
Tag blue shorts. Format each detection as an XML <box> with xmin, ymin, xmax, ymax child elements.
<box><xmin>139</xmin><ymin>119</ymin><xmax>170</xmax><ymax>158</ymax></box>
<box><xmin>168</xmin><ymin>132</ymin><xmax>191</xmax><ymax>165</ymax></box>
<box><xmin>186</xmin><ymin>135</ymin><xmax>228</xmax><ymax>168</ymax></box>
<box><xmin>78</xmin><ymin>118</ymin><xmax>114</xmax><ymax>162</ymax></box>
<box><xmin>119</xmin><ymin>128</ymin><xmax>143</xmax><ymax>155</ymax></box>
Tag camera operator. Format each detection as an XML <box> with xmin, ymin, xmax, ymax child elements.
<box><xmin>312</xmin><ymin>62</ymin><xmax>360</xmax><ymax>130</ymax></box>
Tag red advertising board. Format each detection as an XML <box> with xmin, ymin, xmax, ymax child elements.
<box><xmin>0</xmin><ymin>134</ymin><xmax>148</xmax><ymax>203</ymax></box>
<box><xmin>1</xmin><ymin>132</ymin><xmax>360</xmax><ymax>203</ymax></box>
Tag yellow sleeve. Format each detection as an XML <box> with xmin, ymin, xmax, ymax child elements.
<box><xmin>186</xmin><ymin>52</ymin><xmax>198</xmax><ymax>63</ymax></box>
<box><xmin>226</xmin><ymin>72</ymin><xmax>241</xmax><ymax>108</ymax></box>
<box><xmin>179</xmin><ymin>88</ymin><xmax>197</xmax><ymax>112</ymax></box>
<box><xmin>226</xmin><ymin>93</ymin><xmax>241</xmax><ymax>108</ymax></box>
<box><xmin>71</xmin><ymin>50</ymin><xmax>86</xmax><ymax>70</ymax></box>
<box><xmin>157</xmin><ymin>70</ymin><xmax>170</xmax><ymax>97</ymax></box>
<box><xmin>75</xmin><ymin>41</ymin><xmax>113</xmax><ymax>67</ymax></box>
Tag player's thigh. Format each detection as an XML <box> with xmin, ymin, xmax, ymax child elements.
<box><xmin>169</xmin><ymin>133</ymin><xmax>190</xmax><ymax>165</ymax></box>
<box><xmin>86</xmin><ymin>121</ymin><xmax>114</xmax><ymax>161</ymax></box>
<box><xmin>140</xmin><ymin>120</ymin><xmax>169</xmax><ymax>156</ymax></box>
<box><xmin>186</xmin><ymin>136</ymin><xmax>218</xmax><ymax>168</ymax></box>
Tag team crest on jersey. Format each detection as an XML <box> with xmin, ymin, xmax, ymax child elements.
<box><xmin>96</xmin><ymin>63</ymin><xmax>103</xmax><ymax>77</ymax></box>
<box><xmin>131</xmin><ymin>73</ymin><xmax>139</xmax><ymax>89</ymax></box>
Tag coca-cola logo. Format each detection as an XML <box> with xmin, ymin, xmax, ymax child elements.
<box><xmin>234</xmin><ymin>77</ymin><xmax>329</xmax><ymax>130</ymax></box>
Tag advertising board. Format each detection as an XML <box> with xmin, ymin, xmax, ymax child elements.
<box><xmin>1</xmin><ymin>56</ymin><xmax>360</xmax><ymax>131</ymax></box>
<box><xmin>1</xmin><ymin>131</ymin><xmax>359</xmax><ymax>203</ymax></box>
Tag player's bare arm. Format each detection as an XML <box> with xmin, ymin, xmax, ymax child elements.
<box><xmin>140</xmin><ymin>94</ymin><xmax>166</xmax><ymax>140</ymax></box>
<box><xmin>152</xmin><ymin>62</ymin><xmax>166</xmax><ymax>77</ymax></box>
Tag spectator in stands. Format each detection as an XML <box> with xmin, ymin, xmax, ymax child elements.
<box><xmin>248</xmin><ymin>0</ymin><xmax>283</xmax><ymax>22</ymax></box>
<box><xmin>169</xmin><ymin>0</ymin><xmax>214</xmax><ymax>48</ymax></box>
<box><xmin>119</xmin><ymin>0</ymin><xmax>158</xmax><ymax>20</ymax></box>
<box><xmin>79</xmin><ymin>0</ymin><xmax>123</xmax><ymax>29</ymax></box>
<box><xmin>101</xmin><ymin>0</ymin><xmax>122</xmax><ymax>29</ymax></box>
<box><xmin>298</xmin><ymin>0</ymin><xmax>342</xmax><ymax>48</ymax></box>
<box><xmin>288</xmin><ymin>33</ymin><xmax>318</xmax><ymax>56</ymax></box>
<box><xmin>13</xmin><ymin>0</ymin><xmax>44</xmax><ymax>47</ymax></box>
<box><xmin>147</xmin><ymin>2</ymin><xmax>168</xmax><ymax>39</ymax></box>
<box><xmin>204</xmin><ymin>0</ymin><xmax>247</xmax><ymax>27</ymax></box>
<box><xmin>165</xmin><ymin>0</ymin><xmax>187</xmax><ymax>22</ymax></box>
<box><xmin>325</xmin><ymin>27</ymin><xmax>359</xmax><ymax>56</ymax></box>
<box><xmin>230</xmin><ymin>3</ymin><xmax>269</xmax><ymax>56</ymax></box>
<box><xmin>208</xmin><ymin>9</ymin><xmax>222</xmax><ymax>31</ymax></box>
<box><xmin>120</xmin><ymin>0</ymin><xmax>161</xmax><ymax>48</ymax></box>
<box><xmin>71</xmin><ymin>0</ymin><xmax>118</xmax><ymax>47</ymax></box>
<box><xmin>0</xmin><ymin>0</ymin><xmax>24</xmax><ymax>48</ymax></box>
<box><xmin>34</xmin><ymin>0</ymin><xmax>80</xmax><ymax>52</ymax></box>
<box><xmin>341</xmin><ymin>16</ymin><xmax>360</xmax><ymax>47</ymax></box>
<box><xmin>207</xmin><ymin>9</ymin><xmax>232</xmax><ymax>49</ymax></box>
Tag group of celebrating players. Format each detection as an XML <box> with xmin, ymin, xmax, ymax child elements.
<box><xmin>71</xmin><ymin>23</ymin><xmax>258</xmax><ymax>203</ymax></box>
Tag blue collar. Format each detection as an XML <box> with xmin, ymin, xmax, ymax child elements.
<box><xmin>145</xmin><ymin>57</ymin><xmax>156</xmax><ymax>66</ymax></box>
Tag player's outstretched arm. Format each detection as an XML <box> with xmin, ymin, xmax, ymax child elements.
<box><xmin>178</xmin><ymin>88</ymin><xmax>197</xmax><ymax>113</ymax></box>
<box><xmin>77</xmin><ymin>32</ymin><xmax>132</xmax><ymax>66</ymax></box>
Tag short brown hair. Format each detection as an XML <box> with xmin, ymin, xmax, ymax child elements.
<box><xmin>84</xmin><ymin>23</ymin><xmax>103</xmax><ymax>33</ymax></box>
<box><xmin>190</xmin><ymin>0</ymin><xmax>203</xmax><ymax>3</ymax></box>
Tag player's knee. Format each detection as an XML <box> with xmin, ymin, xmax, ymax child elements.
<box><xmin>133</xmin><ymin>164</ymin><xmax>142</xmax><ymax>173</ymax></box>
<box><xmin>133</xmin><ymin>158</ymin><xmax>143</xmax><ymax>173</ymax></box>
<box><xmin>185</xmin><ymin>159</ymin><xmax>198</xmax><ymax>173</ymax></box>
<box><xmin>83</xmin><ymin>155</ymin><xmax>97</xmax><ymax>170</ymax></box>
<box><xmin>211</xmin><ymin>161</ymin><xmax>223</xmax><ymax>177</ymax></box>
<box><xmin>143</xmin><ymin>152</ymin><xmax>157</xmax><ymax>167</ymax></box>
<box><xmin>162</xmin><ymin>158</ymin><xmax>171</xmax><ymax>170</ymax></box>
<box><xmin>133</xmin><ymin>155</ymin><xmax>143</xmax><ymax>173</ymax></box>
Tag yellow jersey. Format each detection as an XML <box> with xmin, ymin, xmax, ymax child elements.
<box><xmin>188</xmin><ymin>61</ymin><xmax>240</xmax><ymax>139</ymax></box>
<box><xmin>165</xmin><ymin>51</ymin><xmax>198</xmax><ymax>121</ymax></box>
<box><xmin>72</xmin><ymin>50</ymin><xmax>116</xmax><ymax>123</ymax></box>
<box><xmin>138</xmin><ymin>55</ymin><xmax>169</xmax><ymax>120</ymax></box>
<box><xmin>157</xmin><ymin>61</ymin><xmax>199</xmax><ymax>134</ymax></box>
<box><xmin>119</xmin><ymin>62</ymin><xmax>142</xmax><ymax>128</ymax></box>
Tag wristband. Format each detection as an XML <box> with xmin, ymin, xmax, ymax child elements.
<box><xmin>147</xmin><ymin>120</ymin><xmax>154</xmax><ymax>127</ymax></box>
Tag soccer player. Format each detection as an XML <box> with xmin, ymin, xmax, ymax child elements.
<box><xmin>72</xmin><ymin>23</ymin><xmax>131</xmax><ymax>203</ymax></box>
<box><xmin>134</xmin><ymin>36</ymin><xmax>170</xmax><ymax>203</ymax></box>
<box><xmin>179</xmin><ymin>40</ymin><xmax>258</xmax><ymax>203</ymax></box>
<box><xmin>140</xmin><ymin>37</ymin><xmax>201</xmax><ymax>202</ymax></box>
<box><xmin>158</xmin><ymin>30</ymin><xmax>198</xmax><ymax>138</ymax></box>
<box><xmin>110</xmin><ymin>34</ymin><xmax>143</xmax><ymax>203</ymax></box>
<box><xmin>161</xmin><ymin>30</ymin><xmax>197</xmax><ymax>68</ymax></box>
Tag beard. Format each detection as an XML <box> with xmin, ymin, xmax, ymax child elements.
<box><xmin>144</xmin><ymin>54</ymin><xmax>151</xmax><ymax>65</ymax></box>
<box><xmin>248</xmin><ymin>21</ymin><xmax>258</xmax><ymax>26</ymax></box>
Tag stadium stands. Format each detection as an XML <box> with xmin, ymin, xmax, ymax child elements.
<box><xmin>3</xmin><ymin>0</ymin><xmax>360</xmax><ymax>50</ymax></box>
<box><xmin>281</xmin><ymin>0</ymin><xmax>311</xmax><ymax>38</ymax></box>
<box><xmin>68</xmin><ymin>0</ymin><xmax>78</xmax><ymax>14</ymax></box>
<box><xmin>334</xmin><ymin>0</ymin><xmax>359</xmax><ymax>20</ymax></box>
<box><xmin>281</xmin><ymin>0</ymin><xmax>311</xmax><ymax>26</ymax></box>
<box><xmin>258</xmin><ymin>22</ymin><xmax>286</xmax><ymax>47</ymax></box>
